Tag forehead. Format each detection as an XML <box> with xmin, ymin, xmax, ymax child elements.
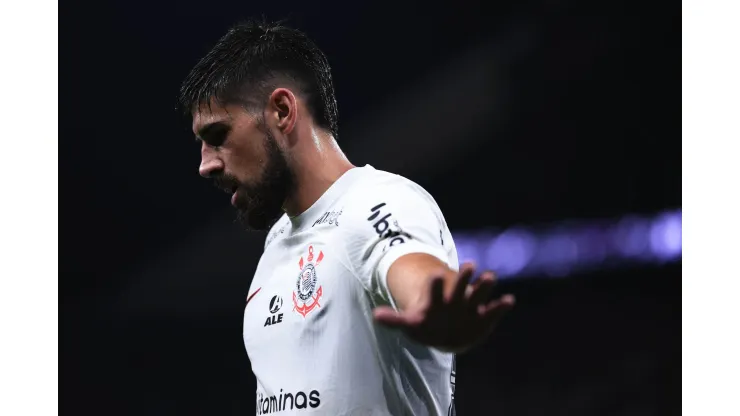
<box><xmin>191</xmin><ymin>101</ymin><xmax>234</xmax><ymax>135</ymax></box>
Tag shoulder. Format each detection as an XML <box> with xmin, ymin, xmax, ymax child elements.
<box><xmin>345</xmin><ymin>167</ymin><xmax>439</xmax><ymax>211</ymax></box>
<box><xmin>339</xmin><ymin>167</ymin><xmax>445</xmax><ymax>234</ymax></box>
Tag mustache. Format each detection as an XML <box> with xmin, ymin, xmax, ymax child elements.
<box><xmin>213</xmin><ymin>175</ymin><xmax>241</xmax><ymax>193</ymax></box>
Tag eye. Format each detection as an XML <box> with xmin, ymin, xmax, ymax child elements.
<box><xmin>204</xmin><ymin>131</ymin><xmax>227</xmax><ymax>147</ymax></box>
<box><xmin>200</xmin><ymin>123</ymin><xmax>230</xmax><ymax>147</ymax></box>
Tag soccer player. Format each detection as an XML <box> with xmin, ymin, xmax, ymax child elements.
<box><xmin>179</xmin><ymin>20</ymin><xmax>515</xmax><ymax>416</ymax></box>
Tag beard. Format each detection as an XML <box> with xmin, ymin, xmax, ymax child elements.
<box><xmin>231</xmin><ymin>128</ymin><xmax>294</xmax><ymax>231</ymax></box>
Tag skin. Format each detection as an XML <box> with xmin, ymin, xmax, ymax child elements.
<box><xmin>375</xmin><ymin>256</ymin><xmax>515</xmax><ymax>353</ymax></box>
<box><xmin>193</xmin><ymin>87</ymin><xmax>514</xmax><ymax>353</ymax></box>
<box><xmin>195</xmin><ymin>88</ymin><xmax>354</xmax><ymax>230</ymax></box>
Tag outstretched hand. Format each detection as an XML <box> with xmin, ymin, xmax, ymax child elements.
<box><xmin>373</xmin><ymin>263</ymin><xmax>515</xmax><ymax>353</ymax></box>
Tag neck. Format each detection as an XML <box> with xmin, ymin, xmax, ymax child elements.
<box><xmin>283</xmin><ymin>127</ymin><xmax>355</xmax><ymax>217</ymax></box>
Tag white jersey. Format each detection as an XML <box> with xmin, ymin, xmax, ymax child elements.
<box><xmin>243</xmin><ymin>165</ymin><xmax>459</xmax><ymax>416</ymax></box>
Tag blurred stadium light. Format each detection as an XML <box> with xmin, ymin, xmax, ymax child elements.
<box><xmin>454</xmin><ymin>209</ymin><xmax>682</xmax><ymax>279</ymax></box>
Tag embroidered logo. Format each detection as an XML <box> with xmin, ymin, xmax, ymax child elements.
<box><xmin>292</xmin><ymin>245</ymin><xmax>325</xmax><ymax>318</ymax></box>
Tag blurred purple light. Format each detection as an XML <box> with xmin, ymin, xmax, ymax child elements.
<box><xmin>483</xmin><ymin>230</ymin><xmax>536</xmax><ymax>278</ymax></box>
<box><xmin>455</xmin><ymin>237</ymin><xmax>483</xmax><ymax>266</ymax></box>
<box><xmin>452</xmin><ymin>209</ymin><xmax>681</xmax><ymax>279</ymax></box>
<box><xmin>649</xmin><ymin>211</ymin><xmax>682</xmax><ymax>260</ymax></box>
<box><xmin>572</xmin><ymin>227</ymin><xmax>608</xmax><ymax>265</ymax></box>
<box><xmin>612</xmin><ymin>216</ymin><xmax>652</xmax><ymax>259</ymax></box>
<box><xmin>536</xmin><ymin>233</ymin><xmax>579</xmax><ymax>278</ymax></box>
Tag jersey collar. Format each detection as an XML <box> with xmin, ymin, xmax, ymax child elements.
<box><xmin>289</xmin><ymin>164</ymin><xmax>373</xmax><ymax>230</ymax></box>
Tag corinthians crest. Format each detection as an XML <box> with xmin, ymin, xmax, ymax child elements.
<box><xmin>293</xmin><ymin>245</ymin><xmax>324</xmax><ymax>318</ymax></box>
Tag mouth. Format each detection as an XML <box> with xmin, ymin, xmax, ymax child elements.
<box><xmin>213</xmin><ymin>179</ymin><xmax>241</xmax><ymax>207</ymax></box>
<box><xmin>214</xmin><ymin>178</ymin><xmax>239</xmax><ymax>194</ymax></box>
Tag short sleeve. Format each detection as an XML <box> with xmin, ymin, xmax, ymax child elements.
<box><xmin>341</xmin><ymin>180</ymin><xmax>453</xmax><ymax>309</ymax></box>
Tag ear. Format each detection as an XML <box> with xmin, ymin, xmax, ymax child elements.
<box><xmin>267</xmin><ymin>88</ymin><xmax>298</xmax><ymax>135</ymax></box>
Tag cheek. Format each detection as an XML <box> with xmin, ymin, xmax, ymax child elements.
<box><xmin>225</xmin><ymin>141</ymin><xmax>267</xmax><ymax>180</ymax></box>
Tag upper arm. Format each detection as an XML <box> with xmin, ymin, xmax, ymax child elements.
<box><xmin>340</xmin><ymin>180</ymin><xmax>456</xmax><ymax>309</ymax></box>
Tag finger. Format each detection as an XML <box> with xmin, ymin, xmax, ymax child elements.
<box><xmin>373</xmin><ymin>306</ymin><xmax>417</xmax><ymax>329</ymax></box>
<box><xmin>429</xmin><ymin>276</ymin><xmax>445</xmax><ymax>307</ymax></box>
<box><xmin>467</xmin><ymin>271</ymin><xmax>496</xmax><ymax>306</ymax></box>
<box><xmin>474</xmin><ymin>296</ymin><xmax>515</xmax><ymax>339</ymax></box>
<box><xmin>478</xmin><ymin>294</ymin><xmax>516</xmax><ymax>318</ymax></box>
<box><xmin>452</xmin><ymin>263</ymin><xmax>476</xmax><ymax>301</ymax></box>
<box><xmin>477</xmin><ymin>298</ymin><xmax>515</xmax><ymax>335</ymax></box>
<box><xmin>465</xmin><ymin>270</ymin><xmax>494</xmax><ymax>297</ymax></box>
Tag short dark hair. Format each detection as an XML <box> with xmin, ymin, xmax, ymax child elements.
<box><xmin>179</xmin><ymin>19</ymin><xmax>339</xmax><ymax>138</ymax></box>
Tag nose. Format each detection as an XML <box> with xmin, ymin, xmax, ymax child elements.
<box><xmin>199</xmin><ymin>144</ymin><xmax>224</xmax><ymax>178</ymax></box>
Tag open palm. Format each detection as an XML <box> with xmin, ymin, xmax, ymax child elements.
<box><xmin>373</xmin><ymin>263</ymin><xmax>515</xmax><ymax>353</ymax></box>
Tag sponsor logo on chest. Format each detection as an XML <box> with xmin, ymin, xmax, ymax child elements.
<box><xmin>263</xmin><ymin>295</ymin><xmax>284</xmax><ymax>327</ymax></box>
<box><xmin>257</xmin><ymin>389</ymin><xmax>321</xmax><ymax>414</ymax></box>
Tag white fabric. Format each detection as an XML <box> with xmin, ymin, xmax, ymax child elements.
<box><xmin>244</xmin><ymin>165</ymin><xmax>459</xmax><ymax>415</ymax></box>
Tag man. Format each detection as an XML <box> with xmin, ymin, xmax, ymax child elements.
<box><xmin>179</xmin><ymin>20</ymin><xmax>515</xmax><ymax>415</ymax></box>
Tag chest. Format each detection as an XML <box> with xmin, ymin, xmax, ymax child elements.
<box><xmin>242</xmin><ymin>230</ymin><xmax>362</xmax><ymax>353</ymax></box>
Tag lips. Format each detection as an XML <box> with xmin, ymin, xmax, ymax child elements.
<box><xmin>222</xmin><ymin>184</ymin><xmax>239</xmax><ymax>206</ymax></box>
<box><xmin>231</xmin><ymin>189</ymin><xmax>239</xmax><ymax>206</ymax></box>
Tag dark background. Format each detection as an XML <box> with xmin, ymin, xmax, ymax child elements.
<box><xmin>60</xmin><ymin>0</ymin><xmax>680</xmax><ymax>415</ymax></box>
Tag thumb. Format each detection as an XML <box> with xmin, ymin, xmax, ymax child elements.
<box><xmin>373</xmin><ymin>306</ymin><xmax>410</xmax><ymax>328</ymax></box>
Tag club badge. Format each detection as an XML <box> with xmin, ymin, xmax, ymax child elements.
<box><xmin>293</xmin><ymin>245</ymin><xmax>324</xmax><ymax>318</ymax></box>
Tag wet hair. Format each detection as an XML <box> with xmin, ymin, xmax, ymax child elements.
<box><xmin>179</xmin><ymin>19</ymin><xmax>339</xmax><ymax>138</ymax></box>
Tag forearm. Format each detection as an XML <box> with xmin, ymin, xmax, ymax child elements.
<box><xmin>385</xmin><ymin>253</ymin><xmax>458</xmax><ymax>311</ymax></box>
<box><xmin>377</xmin><ymin>253</ymin><xmax>513</xmax><ymax>353</ymax></box>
